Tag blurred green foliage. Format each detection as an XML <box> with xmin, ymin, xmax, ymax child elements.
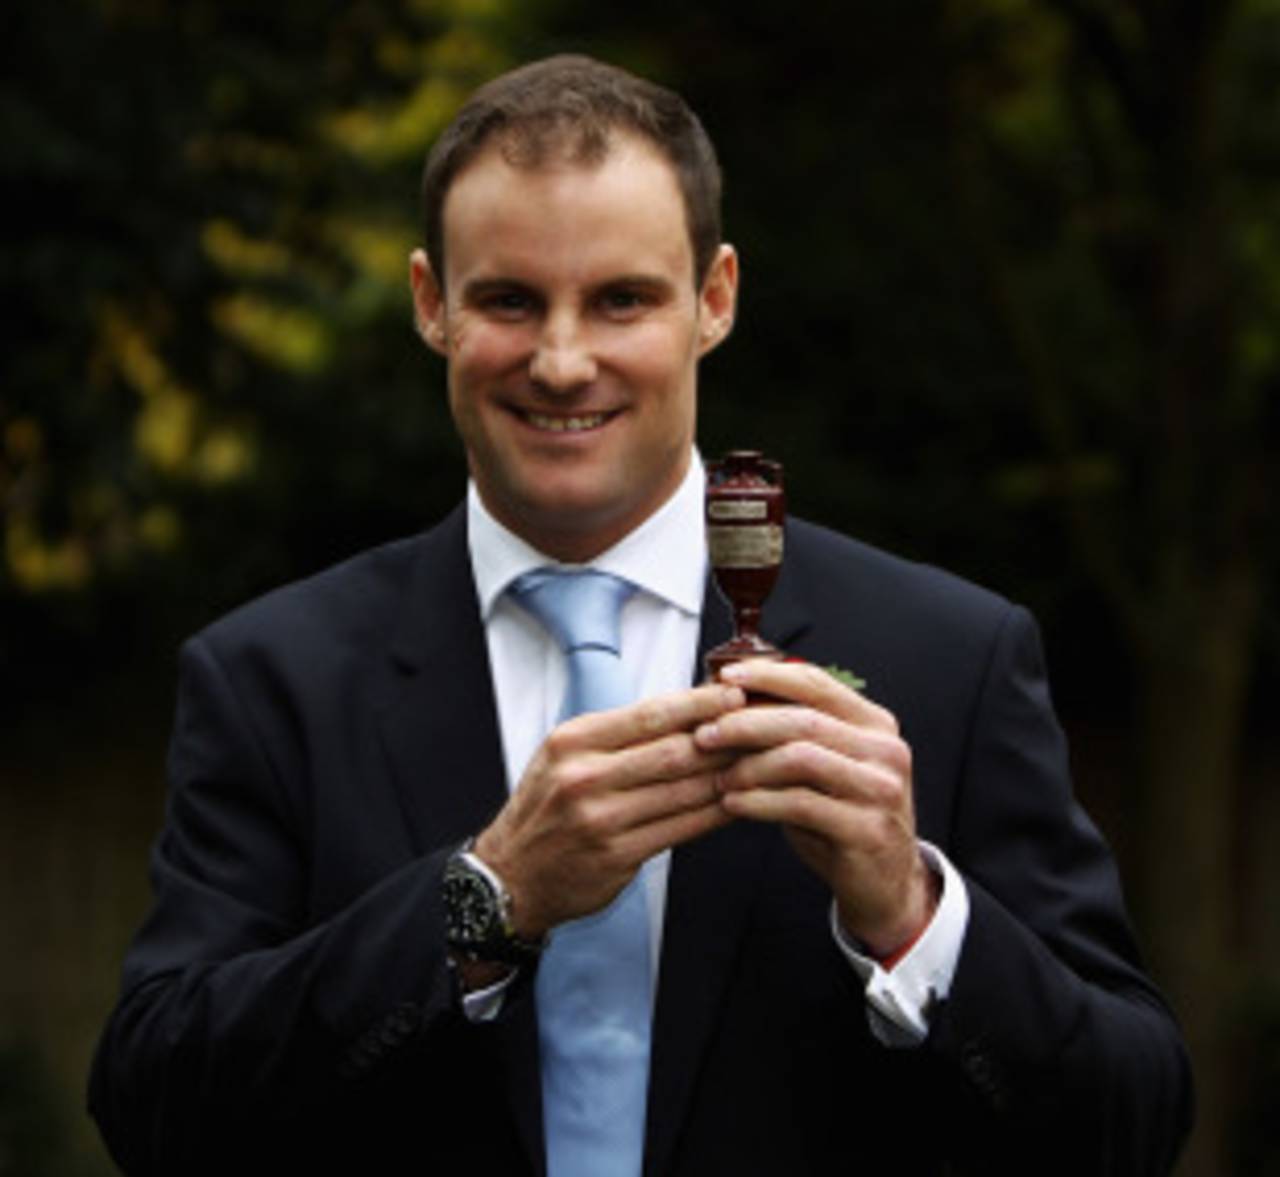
<box><xmin>2</xmin><ymin>0</ymin><xmax>521</xmax><ymax>698</ymax></box>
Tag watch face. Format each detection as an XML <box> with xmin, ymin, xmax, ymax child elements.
<box><xmin>443</xmin><ymin>852</ymin><xmax>541</xmax><ymax>966</ymax></box>
<box><xmin>444</xmin><ymin>860</ymin><xmax>499</xmax><ymax>950</ymax></box>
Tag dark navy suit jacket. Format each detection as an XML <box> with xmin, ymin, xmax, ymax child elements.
<box><xmin>89</xmin><ymin>507</ymin><xmax>1191</xmax><ymax>1174</ymax></box>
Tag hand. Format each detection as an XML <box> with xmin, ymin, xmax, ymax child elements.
<box><xmin>694</xmin><ymin>659</ymin><xmax>936</xmax><ymax>958</ymax></box>
<box><xmin>473</xmin><ymin>682</ymin><xmax>747</xmax><ymax>939</ymax></box>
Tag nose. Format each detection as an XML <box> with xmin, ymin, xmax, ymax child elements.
<box><xmin>529</xmin><ymin>312</ymin><xmax>597</xmax><ymax>392</ymax></box>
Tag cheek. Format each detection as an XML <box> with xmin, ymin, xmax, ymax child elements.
<box><xmin>446</xmin><ymin>314</ymin><xmax>526</xmax><ymax>373</ymax></box>
<box><xmin>609</xmin><ymin>322</ymin><xmax>700</xmax><ymax>390</ymax></box>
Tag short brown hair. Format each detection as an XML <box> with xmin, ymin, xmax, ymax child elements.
<box><xmin>421</xmin><ymin>54</ymin><xmax>723</xmax><ymax>288</ymax></box>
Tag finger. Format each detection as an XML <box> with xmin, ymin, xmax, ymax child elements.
<box><xmin>525</xmin><ymin>734</ymin><xmax>734</xmax><ymax>817</ymax></box>
<box><xmin>614</xmin><ymin>795</ymin><xmax>734</xmax><ymax>863</ymax></box>
<box><xmin>720</xmin><ymin>785</ymin><xmax>910</xmax><ymax>846</ymax></box>
<box><xmin>695</xmin><ymin>704</ymin><xmax>906</xmax><ymax>767</ymax></box>
<box><xmin>607</xmin><ymin>731</ymin><xmax>740</xmax><ymax>790</ymax></box>
<box><xmin>550</xmin><ymin>682</ymin><xmax>747</xmax><ymax>753</ymax></box>
<box><xmin>522</xmin><ymin>774</ymin><xmax>724</xmax><ymax>876</ymax></box>
<box><xmin>716</xmin><ymin>741</ymin><xmax>904</xmax><ymax>806</ymax></box>
<box><xmin>719</xmin><ymin>659</ymin><xmax>895</xmax><ymax>731</ymax></box>
<box><xmin>615</xmin><ymin>771</ymin><xmax>723</xmax><ymax>829</ymax></box>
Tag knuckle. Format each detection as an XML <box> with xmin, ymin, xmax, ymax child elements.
<box><xmin>871</xmin><ymin>806</ymin><xmax>904</xmax><ymax>847</ymax></box>
<box><xmin>575</xmin><ymin>798</ymin><xmax>612</xmax><ymax>842</ymax></box>
<box><xmin>865</xmin><ymin>768</ymin><xmax>900</xmax><ymax>808</ymax></box>
<box><xmin>551</xmin><ymin>756</ymin><xmax>599</xmax><ymax>800</ymax></box>
<box><xmin>655</xmin><ymin>733</ymin><xmax>695</xmax><ymax>778</ymax></box>
<box><xmin>556</xmin><ymin>788</ymin><xmax>612</xmax><ymax>849</ymax></box>
<box><xmin>797</xmin><ymin>709</ymin><xmax>824</xmax><ymax>742</ymax></box>
<box><xmin>867</xmin><ymin>734</ymin><xmax>911</xmax><ymax>781</ymax></box>
<box><xmin>635</xmin><ymin>697</ymin><xmax>671</xmax><ymax>736</ymax></box>
<box><xmin>792</xmin><ymin>740</ymin><xmax>828</xmax><ymax>775</ymax></box>
<box><xmin>802</xmin><ymin>662</ymin><xmax>830</xmax><ymax>691</ymax></box>
<box><xmin>543</xmin><ymin>723</ymin><xmax>578</xmax><ymax>759</ymax></box>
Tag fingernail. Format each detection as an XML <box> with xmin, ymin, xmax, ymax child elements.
<box><xmin>697</xmin><ymin>721</ymin><xmax>720</xmax><ymax>747</ymax></box>
<box><xmin>720</xmin><ymin>664</ymin><xmax>746</xmax><ymax>683</ymax></box>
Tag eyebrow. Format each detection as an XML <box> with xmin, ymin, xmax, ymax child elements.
<box><xmin>460</xmin><ymin>277</ymin><xmax>534</xmax><ymax>302</ymax></box>
<box><xmin>460</xmin><ymin>273</ymin><xmax>677</xmax><ymax>301</ymax></box>
<box><xmin>598</xmin><ymin>272</ymin><xmax>671</xmax><ymax>287</ymax></box>
<box><xmin>597</xmin><ymin>273</ymin><xmax>677</xmax><ymax>297</ymax></box>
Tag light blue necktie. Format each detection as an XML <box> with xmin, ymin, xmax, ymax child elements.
<box><xmin>511</xmin><ymin>569</ymin><xmax>651</xmax><ymax>1177</ymax></box>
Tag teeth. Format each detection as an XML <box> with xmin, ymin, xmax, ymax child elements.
<box><xmin>525</xmin><ymin>412</ymin><xmax>608</xmax><ymax>432</ymax></box>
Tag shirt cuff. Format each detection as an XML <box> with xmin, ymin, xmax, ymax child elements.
<box><xmin>830</xmin><ymin>841</ymin><xmax>970</xmax><ymax>1047</ymax></box>
<box><xmin>459</xmin><ymin>968</ymin><xmax>520</xmax><ymax>1023</ymax></box>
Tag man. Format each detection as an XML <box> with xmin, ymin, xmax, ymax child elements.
<box><xmin>89</xmin><ymin>55</ymin><xmax>1191</xmax><ymax>1175</ymax></box>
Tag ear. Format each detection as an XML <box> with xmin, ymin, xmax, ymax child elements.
<box><xmin>696</xmin><ymin>244</ymin><xmax>739</xmax><ymax>358</ymax></box>
<box><xmin>409</xmin><ymin>248</ymin><xmax>449</xmax><ymax>357</ymax></box>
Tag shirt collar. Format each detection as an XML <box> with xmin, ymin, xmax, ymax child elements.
<box><xmin>468</xmin><ymin>453</ymin><xmax>708</xmax><ymax>621</ymax></box>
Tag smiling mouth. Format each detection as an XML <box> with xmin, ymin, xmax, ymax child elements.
<box><xmin>519</xmin><ymin>410</ymin><xmax>616</xmax><ymax>433</ymax></box>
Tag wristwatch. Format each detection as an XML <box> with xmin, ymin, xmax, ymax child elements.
<box><xmin>441</xmin><ymin>841</ymin><xmax>544</xmax><ymax>966</ymax></box>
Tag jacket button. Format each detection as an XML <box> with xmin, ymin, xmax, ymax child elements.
<box><xmin>961</xmin><ymin>1043</ymin><xmax>1007</xmax><ymax>1110</ymax></box>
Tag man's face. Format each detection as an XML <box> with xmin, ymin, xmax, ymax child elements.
<box><xmin>410</xmin><ymin>134</ymin><xmax>737</xmax><ymax>561</ymax></box>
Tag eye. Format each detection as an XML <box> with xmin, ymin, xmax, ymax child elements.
<box><xmin>475</xmin><ymin>286</ymin><xmax>538</xmax><ymax>320</ymax></box>
<box><xmin>596</xmin><ymin>285</ymin><xmax>657</xmax><ymax>320</ymax></box>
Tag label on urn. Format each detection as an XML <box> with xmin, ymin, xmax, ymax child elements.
<box><xmin>707</xmin><ymin>524</ymin><xmax>784</xmax><ymax>569</ymax></box>
<box><xmin>708</xmin><ymin>500</ymin><xmax>768</xmax><ymax>522</ymax></box>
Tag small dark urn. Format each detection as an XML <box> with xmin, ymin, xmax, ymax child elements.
<box><xmin>704</xmin><ymin>450</ymin><xmax>787</xmax><ymax>681</ymax></box>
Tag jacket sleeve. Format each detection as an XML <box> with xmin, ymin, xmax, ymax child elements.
<box><xmin>922</xmin><ymin>605</ymin><xmax>1193</xmax><ymax>1175</ymax></box>
<box><xmin>86</xmin><ymin>632</ymin><xmax>498</xmax><ymax>1175</ymax></box>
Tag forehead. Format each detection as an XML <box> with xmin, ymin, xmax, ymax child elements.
<box><xmin>439</xmin><ymin>134</ymin><xmax>695</xmax><ymax>287</ymax></box>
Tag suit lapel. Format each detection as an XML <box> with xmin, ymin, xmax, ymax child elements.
<box><xmin>378</xmin><ymin>506</ymin><xmax>508</xmax><ymax>853</ymax></box>
<box><xmin>644</xmin><ymin>547</ymin><xmax>812</xmax><ymax>1176</ymax></box>
<box><xmin>376</xmin><ymin>506</ymin><xmax>544</xmax><ymax>1173</ymax></box>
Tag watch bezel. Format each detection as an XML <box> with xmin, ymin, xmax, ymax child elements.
<box><xmin>442</xmin><ymin>845</ymin><xmax>543</xmax><ymax>966</ymax></box>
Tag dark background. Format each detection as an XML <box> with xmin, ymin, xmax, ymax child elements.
<box><xmin>3</xmin><ymin>1</ymin><xmax>1277</xmax><ymax>1173</ymax></box>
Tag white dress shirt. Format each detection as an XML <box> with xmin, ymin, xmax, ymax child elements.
<box><xmin>464</xmin><ymin>452</ymin><xmax>969</xmax><ymax>1043</ymax></box>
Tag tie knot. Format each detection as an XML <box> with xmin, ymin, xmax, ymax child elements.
<box><xmin>510</xmin><ymin>569</ymin><xmax>636</xmax><ymax>656</ymax></box>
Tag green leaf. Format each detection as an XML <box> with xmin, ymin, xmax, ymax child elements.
<box><xmin>824</xmin><ymin>664</ymin><xmax>867</xmax><ymax>691</ymax></box>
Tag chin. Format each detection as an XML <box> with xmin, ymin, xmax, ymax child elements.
<box><xmin>512</xmin><ymin>469</ymin><xmax>623</xmax><ymax>520</ymax></box>
<box><xmin>511</xmin><ymin>494</ymin><xmax>636</xmax><ymax>560</ymax></box>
